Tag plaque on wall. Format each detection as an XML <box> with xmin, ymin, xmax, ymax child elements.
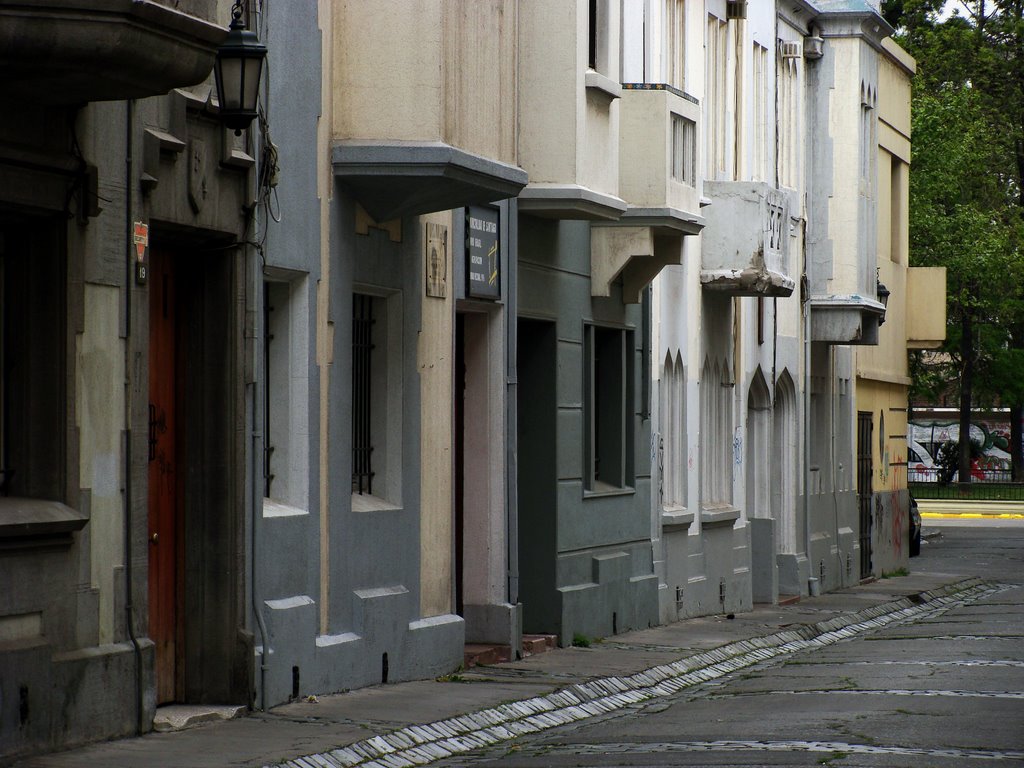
<box><xmin>425</xmin><ymin>222</ymin><xmax>448</xmax><ymax>298</ymax></box>
<box><xmin>466</xmin><ymin>206</ymin><xmax>499</xmax><ymax>300</ymax></box>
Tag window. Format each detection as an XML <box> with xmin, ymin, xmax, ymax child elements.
<box><xmin>351</xmin><ymin>291</ymin><xmax>402</xmax><ymax>509</ymax></box>
<box><xmin>705</xmin><ymin>14</ymin><xmax>729</xmax><ymax>179</ymax></box>
<box><xmin>777</xmin><ymin>55</ymin><xmax>800</xmax><ymax>188</ymax></box>
<box><xmin>666</xmin><ymin>0</ymin><xmax>686</xmax><ymax>90</ymax></box>
<box><xmin>890</xmin><ymin>156</ymin><xmax>906</xmax><ymax>264</ymax></box>
<box><xmin>699</xmin><ymin>355</ymin><xmax>732</xmax><ymax>505</ymax></box>
<box><xmin>588</xmin><ymin>0</ymin><xmax>615</xmax><ymax>76</ymax></box>
<box><xmin>860</xmin><ymin>84</ymin><xmax>876</xmax><ymax>193</ymax></box>
<box><xmin>751</xmin><ymin>42</ymin><xmax>768</xmax><ymax>182</ymax></box>
<box><xmin>0</xmin><ymin>220</ymin><xmax>65</xmax><ymax>501</ymax></box>
<box><xmin>660</xmin><ymin>352</ymin><xmax>685</xmax><ymax>508</ymax></box>
<box><xmin>589</xmin><ymin>0</ymin><xmax>599</xmax><ymax>70</ymax></box>
<box><xmin>352</xmin><ymin>293</ymin><xmax>375</xmax><ymax>495</ymax></box>
<box><xmin>263</xmin><ymin>275</ymin><xmax>309</xmax><ymax>512</ymax></box>
<box><xmin>671</xmin><ymin>114</ymin><xmax>696</xmax><ymax>186</ymax></box>
<box><xmin>584</xmin><ymin>325</ymin><xmax>635</xmax><ymax>492</ymax></box>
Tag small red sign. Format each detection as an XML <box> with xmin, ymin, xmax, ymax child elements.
<box><xmin>133</xmin><ymin>221</ymin><xmax>149</xmax><ymax>262</ymax></box>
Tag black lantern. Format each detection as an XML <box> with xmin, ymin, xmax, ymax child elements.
<box><xmin>214</xmin><ymin>1</ymin><xmax>267</xmax><ymax>134</ymax></box>
<box><xmin>876</xmin><ymin>277</ymin><xmax>890</xmax><ymax>325</ymax></box>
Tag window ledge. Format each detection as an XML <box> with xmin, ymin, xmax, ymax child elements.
<box><xmin>0</xmin><ymin>498</ymin><xmax>87</xmax><ymax>550</ymax></box>
<box><xmin>583</xmin><ymin>482</ymin><xmax>635</xmax><ymax>499</ymax></box>
<box><xmin>661</xmin><ymin>507</ymin><xmax>694</xmax><ymax>530</ymax></box>
<box><xmin>263</xmin><ymin>499</ymin><xmax>309</xmax><ymax>518</ymax></box>
<box><xmin>585</xmin><ymin>69</ymin><xmax>622</xmax><ymax>100</ymax></box>
<box><xmin>699</xmin><ymin>504</ymin><xmax>741</xmax><ymax>527</ymax></box>
<box><xmin>351</xmin><ymin>493</ymin><xmax>402</xmax><ymax>513</ymax></box>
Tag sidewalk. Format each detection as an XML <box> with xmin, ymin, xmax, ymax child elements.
<box><xmin>11</xmin><ymin>572</ymin><xmax>990</xmax><ymax>768</ymax></box>
<box><xmin>917</xmin><ymin>498</ymin><xmax>1024</xmax><ymax>519</ymax></box>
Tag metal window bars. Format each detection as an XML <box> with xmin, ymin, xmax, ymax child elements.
<box><xmin>352</xmin><ymin>294</ymin><xmax>375</xmax><ymax>494</ymax></box>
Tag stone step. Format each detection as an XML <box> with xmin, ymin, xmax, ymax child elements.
<box><xmin>521</xmin><ymin>633</ymin><xmax>558</xmax><ymax>657</ymax></box>
<box><xmin>463</xmin><ymin>643</ymin><xmax>510</xmax><ymax>668</ymax></box>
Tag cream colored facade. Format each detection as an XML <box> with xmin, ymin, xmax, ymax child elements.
<box><xmin>855</xmin><ymin>37</ymin><xmax>946</xmax><ymax>573</ymax></box>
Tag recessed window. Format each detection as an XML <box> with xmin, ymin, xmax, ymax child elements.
<box><xmin>263</xmin><ymin>275</ymin><xmax>309</xmax><ymax>512</ymax></box>
<box><xmin>351</xmin><ymin>291</ymin><xmax>402</xmax><ymax>510</ymax></box>
<box><xmin>671</xmin><ymin>114</ymin><xmax>696</xmax><ymax>186</ymax></box>
<box><xmin>699</xmin><ymin>355</ymin><xmax>732</xmax><ymax>505</ymax></box>
<box><xmin>584</xmin><ymin>325</ymin><xmax>635</xmax><ymax>492</ymax></box>
<box><xmin>666</xmin><ymin>0</ymin><xmax>686</xmax><ymax>90</ymax></box>
<box><xmin>0</xmin><ymin>221</ymin><xmax>65</xmax><ymax>501</ymax></box>
<box><xmin>660</xmin><ymin>352</ymin><xmax>685</xmax><ymax>508</ymax></box>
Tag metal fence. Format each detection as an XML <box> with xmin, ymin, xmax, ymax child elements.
<box><xmin>909</xmin><ymin>474</ymin><xmax>1024</xmax><ymax>501</ymax></box>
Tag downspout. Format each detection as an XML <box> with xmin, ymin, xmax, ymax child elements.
<box><xmin>249</xmin><ymin>8</ymin><xmax>270</xmax><ymax>707</ymax></box>
<box><xmin>250</xmin><ymin>353</ymin><xmax>269</xmax><ymax>710</ymax></box>
<box><xmin>803</xmin><ymin>275</ymin><xmax>817</xmax><ymax>595</ymax></box>
<box><xmin>506</xmin><ymin>200</ymin><xmax>520</xmax><ymax>611</ymax></box>
<box><xmin>507</xmin><ymin>0</ymin><xmax>520</xmax><ymax>616</ymax></box>
<box><xmin>803</xmin><ymin>20</ymin><xmax>822</xmax><ymax>598</ymax></box>
<box><xmin>123</xmin><ymin>98</ymin><xmax>144</xmax><ymax>735</ymax></box>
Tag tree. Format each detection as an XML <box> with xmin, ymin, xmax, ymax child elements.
<box><xmin>897</xmin><ymin>1</ymin><xmax>1024</xmax><ymax>482</ymax></box>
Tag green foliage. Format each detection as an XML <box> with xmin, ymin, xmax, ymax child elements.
<box><xmin>900</xmin><ymin>2</ymin><xmax>1024</xmax><ymax>476</ymax></box>
<box><xmin>881</xmin><ymin>567</ymin><xmax>910</xmax><ymax>578</ymax></box>
<box><xmin>571</xmin><ymin>633</ymin><xmax>592</xmax><ymax>648</ymax></box>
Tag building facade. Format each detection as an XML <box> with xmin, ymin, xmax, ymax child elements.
<box><xmin>0</xmin><ymin>0</ymin><xmax>944</xmax><ymax>761</ymax></box>
<box><xmin>0</xmin><ymin>0</ymin><xmax>253</xmax><ymax>757</ymax></box>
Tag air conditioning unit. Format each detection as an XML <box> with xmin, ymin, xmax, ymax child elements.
<box><xmin>726</xmin><ymin>1</ymin><xmax>747</xmax><ymax>20</ymax></box>
<box><xmin>780</xmin><ymin>40</ymin><xmax>802</xmax><ymax>59</ymax></box>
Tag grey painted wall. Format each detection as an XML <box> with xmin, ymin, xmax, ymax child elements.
<box><xmin>518</xmin><ymin>216</ymin><xmax>659</xmax><ymax>645</ymax></box>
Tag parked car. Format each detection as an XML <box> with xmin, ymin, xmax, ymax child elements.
<box><xmin>909</xmin><ymin>493</ymin><xmax>921</xmax><ymax>557</ymax></box>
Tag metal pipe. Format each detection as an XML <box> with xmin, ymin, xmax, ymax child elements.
<box><xmin>122</xmin><ymin>97</ymin><xmax>144</xmax><ymax>735</ymax></box>
<box><xmin>505</xmin><ymin>199</ymin><xmax>519</xmax><ymax>608</ymax></box>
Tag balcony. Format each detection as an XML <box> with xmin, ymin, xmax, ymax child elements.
<box><xmin>331</xmin><ymin>1</ymin><xmax>526</xmax><ymax>221</ymax></box>
<box><xmin>810</xmin><ymin>295</ymin><xmax>886</xmax><ymax>345</ymax></box>
<box><xmin>517</xmin><ymin>1</ymin><xmax>626</xmax><ymax>220</ymax></box>
<box><xmin>0</xmin><ymin>1</ymin><xmax>225</xmax><ymax>104</ymax></box>
<box><xmin>700</xmin><ymin>182</ymin><xmax>795</xmax><ymax>296</ymax></box>
<box><xmin>590</xmin><ymin>84</ymin><xmax>705</xmax><ymax>302</ymax></box>
<box><xmin>906</xmin><ymin>266</ymin><xmax>947</xmax><ymax>349</ymax></box>
<box><xmin>617</xmin><ymin>85</ymin><xmax>704</xmax><ymax>234</ymax></box>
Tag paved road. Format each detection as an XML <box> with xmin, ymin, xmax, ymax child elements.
<box><xmin>435</xmin><ymin>526</ymin><xmax>1024</xmax><ymax>767</ymax></box>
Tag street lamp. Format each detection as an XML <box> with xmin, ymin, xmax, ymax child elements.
<box><xmin>214</xmin><ymin>0</ymin><xmax>266</xmax><ymax>135</ymax></box>
<box><xmin>876</xmin><ymin>277</ymin><xmax>890</xmax><ymax>326</ymax></box>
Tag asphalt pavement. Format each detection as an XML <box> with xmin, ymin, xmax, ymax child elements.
<box><xmin>11</xmin><ymin>518</ymin><xmax>1023</xmax><ymax>768</ymax></box>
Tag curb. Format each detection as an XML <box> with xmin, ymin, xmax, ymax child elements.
<box><xmin>270</xmin><ymin>578</ymin><xmax>995</xmax><ymax>768</ymax></box>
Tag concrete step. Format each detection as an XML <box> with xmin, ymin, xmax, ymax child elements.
<box><xmin>463</xmin><ymin>643</ymin><xmax>510</xmax><ymax>668</ymax></box>
<box><xmin>520</xmin><ymin>634</ymin><xmax>558</xmax><ymax>657</ymax></box>
<box><xmin>152</xmin><ymin>704</ymin><xmax>245</xmax><ymax>733</ymax></box>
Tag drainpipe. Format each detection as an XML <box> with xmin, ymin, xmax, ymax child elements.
<box><xmin>506</xmin><ymin>198</ymin><xmax>520</xmax><ymax>610</ymax></box>
<box><xmin>250</xmin><ymin>368</ymin><xmax>269</xmax><ymax>709</ymax></box>
<box><xmin>249</xmin><ymin>51</ymin><xmax>270</xmax><ymax>709</ymax></box>
<box><xmin>123</xmin><ymin>98</ymin><xmax>144</xmax><ymax>735</ymax></box>
<box><xmin>803</xmin><ymin>278</ymin><xmax>817</xmax><ymax>596</ymax></box>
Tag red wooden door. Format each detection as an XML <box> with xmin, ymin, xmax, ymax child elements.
<box><xmin>148</xmin><ymin>250</ymin><xmax>180</xmax><ymax>704</ymax></box>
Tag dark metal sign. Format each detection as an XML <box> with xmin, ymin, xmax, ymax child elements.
<box><xmin>466</xmin><ymin>206</ymin><xmax>499</xmax><ymax>300</ymax></box>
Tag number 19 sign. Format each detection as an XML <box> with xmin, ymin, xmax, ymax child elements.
<box><xmin>466</xmin><ymin>206</ymin><xmax>500</xmax><ymax>300</ymax></box>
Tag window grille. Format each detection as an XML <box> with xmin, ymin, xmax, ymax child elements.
<box><xmin>352</xmin><ymin>294</ymin><xmax>375</xmax><ymax>494</ymax></box>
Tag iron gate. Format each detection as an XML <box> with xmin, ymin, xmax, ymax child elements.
<box><xmin>857</xmin><ymin>411</ymin><xmax>873</xmax><ymax>579</ymax></box>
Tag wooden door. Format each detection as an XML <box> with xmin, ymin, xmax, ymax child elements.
<box><xmin>148</xmin><ymin>250</ymin><xmax>181</xmax><ymax>704</ymax></box>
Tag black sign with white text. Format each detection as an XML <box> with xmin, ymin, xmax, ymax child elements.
<box><xmin>466</xmin><ymin>206</ymin><xmax>500</xmax><ymax>300</ymax></box>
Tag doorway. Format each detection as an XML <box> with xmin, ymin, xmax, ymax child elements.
<box><xmin>857</xmin><ymin>411</ymin><xmax>874</xmax><ymax>579</ymax></box>
<box><xmin>148</xmin><ymin>248</ymin><xmax>181</xmax><ymax>705</ymax></box>
<box><xmin>147</xmin><ymin>246</ymin><xmax>247</xmax><ymax>705</ymax></box>
<box><xmin>516</xmin><ymin>318</ymin><xmax>558</xmax><ymax>635</ymax></box>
